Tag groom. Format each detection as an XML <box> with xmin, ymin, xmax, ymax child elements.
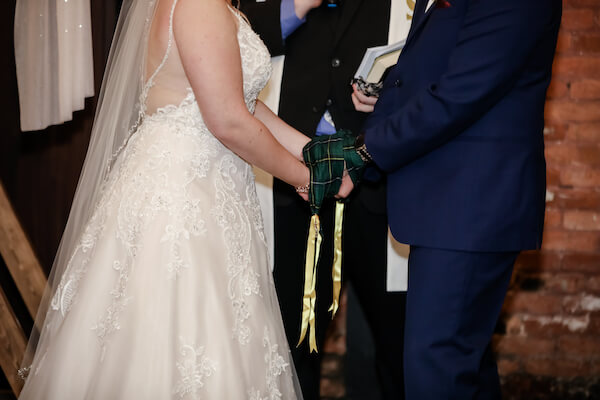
<box><xmin>310</xmin><ymin>0</ymin><xmax>562</xmax><ymax>397</ymax></box>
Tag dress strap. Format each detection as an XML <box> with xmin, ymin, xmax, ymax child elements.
<box><xmin>140</xmin><ymin>0</ymin><xmax>179</xmax><ymax>108</ymax></box>
<box><xmin>106</xmin><ymin>0</ymin><xmax>180</xmax><ymax>173</ymax></box>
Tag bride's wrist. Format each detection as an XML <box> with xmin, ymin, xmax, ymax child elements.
<box><xmin>295</xmin><ymin>182</ymin><xmax>310</xmax><ymax>194</ymax></box>
<box><xmin>293</xmin><ymin>163</ymin><xmax>310</xmax><ymax>194</ymax></box>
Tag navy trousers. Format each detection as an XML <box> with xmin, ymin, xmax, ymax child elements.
<box><xmin>404</xmin><ymin>246</ymin><xmax>518</xmax><ymax>399</ymax></box>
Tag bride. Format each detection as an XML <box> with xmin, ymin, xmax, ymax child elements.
<box><xmin>17</xmin><ymin>0</ymin><xmax>334</xmax><ymax>398</ymax></box>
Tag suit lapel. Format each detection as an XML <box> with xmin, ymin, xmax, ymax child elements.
<box><xmin>332</xmin><ymin>0</ymin><xmax>365</xmax><ymax>47</ymax></box>
<box><xmin>405</xmin><ymin>0</ymin><xmax>435</xmax><ymax>47</ymax></box>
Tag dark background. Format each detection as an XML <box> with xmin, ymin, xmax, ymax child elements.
<box><xmin>0</xmin><ymin>1</ymin><xmax>121</xmax><ymax>397</ymax></box>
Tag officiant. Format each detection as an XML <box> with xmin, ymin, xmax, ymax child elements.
<box><xmin>239</xmin><ymin>1</ymin><xmax>408</xmax><ymax>399</ymax></box>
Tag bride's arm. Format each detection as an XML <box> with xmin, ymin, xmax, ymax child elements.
<box><xmin>253</xmin><ymin>100</ymin><xmax>309</xmax><ymax>160</ymax></box>
<box><xmin>174</xmin><ymin>0</ymin><xmax>309</xmax><ymax>189</ymax></box>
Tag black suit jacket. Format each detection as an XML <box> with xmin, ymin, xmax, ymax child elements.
<box><xmin>240</xmin><ymin>0</ymin><xmax>391</xmax><ymax>213</ymax></box>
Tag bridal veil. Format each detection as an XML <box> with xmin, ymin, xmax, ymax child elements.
<box><xmin>20</xmin><ymin>0</ymin><xmax>160</xmax><ymax>376</ymax></box>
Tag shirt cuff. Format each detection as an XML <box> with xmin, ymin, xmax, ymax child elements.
<box><xmin>281</xmin><ymin>0</ymin><xmax>306</xmax><ymax>40</ymax></box>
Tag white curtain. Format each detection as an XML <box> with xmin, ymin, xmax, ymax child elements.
<box><xmin>256</xmin><ymin>0</ymin><xmax>414</xmax><ymax>291</ymax></box>
<box><xmin>14</xmin><ymin>0</ymin><xmax>94</xmax><ymax>132</ymax></box>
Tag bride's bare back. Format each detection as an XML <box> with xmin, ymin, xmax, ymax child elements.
<box><xmin>144</xmin><ymin>0</ymin><xmax>198</xmax><ymax>115</ymax></box>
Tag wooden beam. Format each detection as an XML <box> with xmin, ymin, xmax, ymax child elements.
<box><xmin>0</xmin><ymin>181</ymin><xmax>46</xmax><ymax>318</ymax></box>
<box><xmin>0</xmin><ymin>288</ymin><xmax>25</xmax><ymax>396</ymax></box>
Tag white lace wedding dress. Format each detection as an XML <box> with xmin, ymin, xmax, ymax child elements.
<box><xmin>19</xmin><ymin>3</ymin><xmax>301</xmax><ymax>399</ymax></box>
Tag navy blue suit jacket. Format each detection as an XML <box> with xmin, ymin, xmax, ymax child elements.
<box><xmin>364</xmin><ymin>0</ymin><xmax>562</xmax><ymax>252</ymax></box>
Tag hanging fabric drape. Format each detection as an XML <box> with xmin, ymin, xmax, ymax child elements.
<box><xmin>14</xmin><ymin>0</ymin><xmax>94</xmax><ymax>132</ymax></box>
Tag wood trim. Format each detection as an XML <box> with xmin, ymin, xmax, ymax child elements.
<box><xmin>0</xmin><ymin>288</ymin><xmax>26</xmax><ymax>396</ymax></box>
<box><xmin>0</xmin><ymin>181</ymin><xmax>47</xmax><ymax>318</ymax></box>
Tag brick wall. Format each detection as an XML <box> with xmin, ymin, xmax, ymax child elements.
<box><xmin>497</xmin><ymin>1</ymin><xmax>600</xmax><ymax>398</ymax></box>
<box><xmin>321</xmin><ymin>1</ymin><xmax>600</xmax><ymax>398</ymax></box>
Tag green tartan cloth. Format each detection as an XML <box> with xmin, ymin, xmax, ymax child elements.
<box><xmin>302</xmin><ymin>130</ymin><xmax>365</xmax><ymax>215</ymax></box>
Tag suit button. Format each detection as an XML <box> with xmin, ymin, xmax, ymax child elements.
<box><xmin>331</xmin><ymin>58</ymin><xmax>341</xmax><ymax>68</ymax></box>
<box><xmin>325</xmin><ymin>98</ymin><xmax>333</xmax><ymax>106</ymax></box>
<box><xmin>394</xmin><ymin>79</ymin><xmax>403</xmax><ymax>87</ymax></box>
<box><xmin>312</xmin><ymin>106</ymin><xmax>319</xmax><ymax>113</ymax></box>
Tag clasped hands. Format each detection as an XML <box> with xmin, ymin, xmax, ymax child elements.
<box><xmin>299</xmin><ymin>130</ymin><xmax>366</xmax><ymax>213</ymax></box>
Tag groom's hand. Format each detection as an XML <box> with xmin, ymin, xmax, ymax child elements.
<box><xmin>335</xmin><ymin>172</ymin><xmax>354</xmax><ymax>199</ymax></box>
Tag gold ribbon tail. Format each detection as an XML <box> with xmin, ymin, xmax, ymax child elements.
<box><xmin>329</xmin><ymin>201</ymin><xmax>344</xmax><ymax>318</ymax></box>
<box><xmin>298</xmin><ymin>214</ymin><xmax>322</xmax><ymax>353</ymax></box>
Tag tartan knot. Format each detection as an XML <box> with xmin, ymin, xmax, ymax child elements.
<box><xmin>302</xmin><ymin>130</ymin><xmax>365</xmax><ymax>215</ymax></box>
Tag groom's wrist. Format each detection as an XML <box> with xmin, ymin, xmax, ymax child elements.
<box><xmin>354</xmin><ymin>133</ymin><xmax>373</xmax><ymax>164</ymax></box>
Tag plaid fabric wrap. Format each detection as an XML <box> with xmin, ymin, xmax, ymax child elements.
<box><xmin>302</xmin><ymin>130</ymin><xmax>365</xmax><ymax>215</ymax></box>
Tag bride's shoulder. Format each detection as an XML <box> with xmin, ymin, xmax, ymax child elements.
<box><xmin>174</xmin><ymin>0</ymin><xmax>237</xmax><ymax>20</ymax></box>
<box><xmin>173</xmin><ymin>0</ymin><xmax>238</xmax><ymax>36</ymax></box>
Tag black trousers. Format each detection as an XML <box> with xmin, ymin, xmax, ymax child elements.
<box><xmin>272</xmin><ymin>183</ymin><xmax>406</xmax><ymax>400</ymax></box>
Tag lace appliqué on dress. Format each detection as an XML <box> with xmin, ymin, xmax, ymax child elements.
<box><xmin>173</xmin><ymin>337</ymin><xmax>217</xmax><ymax>399</ymax></box>
<box><xmin>248</xmin><ymin>327</ymin><xmax>291</xmax><ymax>400</ymax></box>
<box><xmin>212</xmin><ymin>156</ymin><xmax>262</xmax><ymax>345</ymax></box>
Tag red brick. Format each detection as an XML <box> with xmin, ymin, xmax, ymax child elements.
<box><xmin>521</xmin><ymin>315</ymin><xmax>590</xmax><ymax>338</ymax></box>
<box><xmin>320</xmin><ymin>378</ymin><xmax>345</xmax><ymax>398</ymax></box>
<box><xmin>321</xmin><ymin>356</ymin><xmax>343</xmax><ymax>376</ymax></box>
<box><xmin>560</xmin><ymin>166</ymin><xmax>600</xmax><ymax>187</ymax></box>
<box><xmin>558</xmin><ymin>335</ymin><xmax>600</xmax><ymax>357</ymax></box>
<box><xmin>523</xmin><ymin>357</ymin><xmax>589</xmax><ymax>378</ymax></box>
<box><xmin>556</xmin><ymin>31</ymin><xmax>573</xmax><ymax>53</ymax></box>
<box><xmin>590</xmin><ymin>358</ymin><xmax>600</xmax><ymax>375</ymax></box>
<box><xmin>545</xmin><ymin>143</ymin><xmax>600</xmax><ymax>165</ymax></box>
<box><xmin>503</xmin><ymin>314</ymin><xmax>526</xmax><ymax>336</ymax></box>
<box><xmin>553</xmin><ymin>56</ymin><xmax>600</xmax><ymax>78</ymax></box>
<box><xmin>545</xmin><ymin>208</ymin><xmax>563</xmax><ymax>228</ymax></box>
<box><xmin>541</xmin><ymin>230</ymin><xmax>600</xmax><ymax>252</ymax></box>
<box><xmin>504</xmin><ymin>292</ymin><xmax>563</xmax><ymax>315</ymax></box>
<box><xmin>546</xmin><ymin>79</ymin><xmax>569</xmax><ymax>99</ymax></box>
<box><xmin>562</xmin><ymin>253</ymin><xmax>600</xmax><ymax>272</ymax></box>
<box><xmin>564</xmin><ymin>210</ymin><xmax>600</xmax><ymax>230</ymax></box>
<box><xmin>543</xmin><ymin>119</ymin><xmax>568</xmax><ymax>140</ymax></box>
<box><xmin>566</xmin><ymin>122</ymin><xmax>600</xmax><ymax>141</ymax></box>
<box><xmin>546</xmin><ymin>166</ymin><xmax>561</xmax><ymax>186</ymax></box>
<box><xmin>584</xmin><ymin>274</ymin><xmax>600</xmax><ymax>292</ymax></box>
<box><xmin>563</xmin><ymin>293</ymin><xmax>600</xmax><ymax>313</ymax></box>
<box><xmin>561</xmin><ymin>9</ymin><xmax>596</xmax><ymax>30</ymax></box>
<box><xmin>542</xmin><ymin>273</ymin><xmax>587</xmax><ymax>293</ymax></box>
<box><xmin>587</xmin><ymin>312</ymin><xmax>600</xmax><ymax>334</ymax></box>
<box><xmin>496</xmin><ymin>358</ymin><xmax>521</xmax><ymax>376</ymax></box>
<box><xmin>546</xmin><ymin>188</ymin><xmax>600</xmax><ymax>209</ymax></box>
<box><xmin>494</xmin><ymin>336</ymin><xmax>556</xmax><ymax>356</ymax></box>
<box><xmin>514</xmin><ymin>251</ymin><xmax>562</xmax><ymax>272</ymax></box>
<box><xmin>545</xmin><ymin>100</ymin><xmax>600</xmax><ymax>122</ymax></box>
<box><xmin>572</xmin><ymin>32</ymin><xmax>600</xmax><ymax>54</ymax></box>
<box><xmin>564</xmin><ymin>0</ymin><xmax>600</xmax><ymax>8</ymax></box>
<box><xmin>322</xmin><ymin>331</ymin><xmax>346</xmax><ymax>355</ymax></box>
<box><xmin>570</xmin><ymin>79</ymin><xmax>600</xmax><ymax>99</ymax></box>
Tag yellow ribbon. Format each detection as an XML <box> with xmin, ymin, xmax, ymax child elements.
<box><xmin>328</xmin><ymin>201</ymin><xmax>344</xmax><ymax>317</ymax></box>
<box><xmin>297</xmin><ymin>214</ymin><xmax>322</xmax><ymax>353</ymax></box>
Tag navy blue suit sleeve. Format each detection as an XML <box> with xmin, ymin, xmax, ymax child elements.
<box><xmin>364</xmin><ymin>0</ymin><xmax>558</xmax><ymax>173</ymax></box>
